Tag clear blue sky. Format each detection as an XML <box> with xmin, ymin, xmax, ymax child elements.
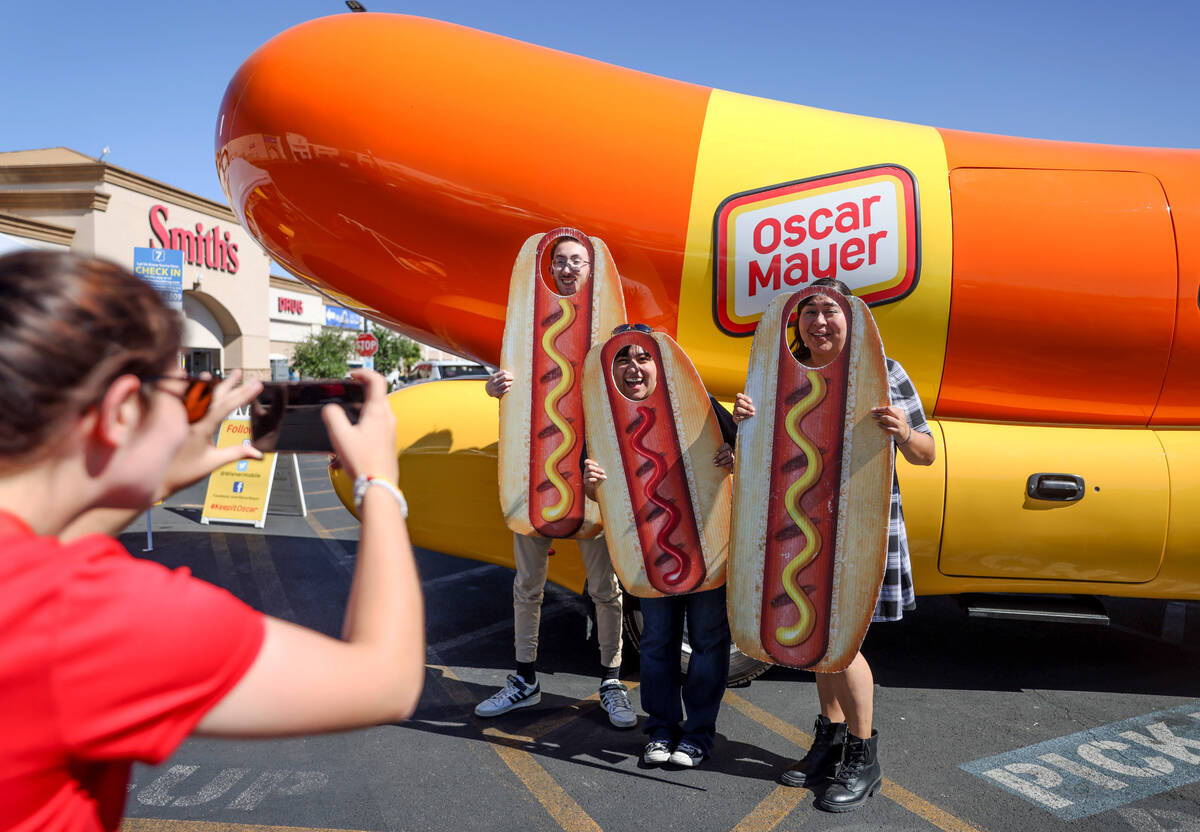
<box><xmin>2</xmin><ymin>0</ymin><xmax>1197</xmax><ymax>205</ymax></box>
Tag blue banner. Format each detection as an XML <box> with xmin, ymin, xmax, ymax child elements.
<box><xmin>325</xmin><ymin>305</ymin><xmax>364</xmax><ymax>330</ymax></box>
<box><xmin>133</xmin><ymin>247</ymin><xmax>184</xmax><ymax>310</ymax></box>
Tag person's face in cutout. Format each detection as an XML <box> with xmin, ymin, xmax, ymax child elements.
<box><xmin>549</xmin><ymin>239</ymin><xmax>590</xmax><ymax>296</ymax></box>
<box><xmin>795</xmin><ymin>294</ymin><xmax>847</xmax><ymax>367</ymax></box>
<box><xmin>613</xmin><ymin>344</ymin><xmax>657</xmax><ymax>401</ymax></box>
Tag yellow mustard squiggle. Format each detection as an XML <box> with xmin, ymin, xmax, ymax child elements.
<box><xmin>776</xmin><ymin>371</ymin><xmax>827</xmax><ymax>647</ymax></box>
<box><xmin>540</xmin><ymin>298</ymin><xmax>577</xmax><ymax>522</ymax></box>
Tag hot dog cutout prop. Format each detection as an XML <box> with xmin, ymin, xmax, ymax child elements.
<box><xmin>499</xmin><ymin>228</ymin><xmax>627</xmax><ymax>539</ymax></box>
<box><xmin>582</xmin><ymin>330</ymin><xmax>730</xmax><ymax>597</ymax></box>
<box><xmin>728</xmin><ymin>287</ymin><xmax>892</xmax><ymax>672</ymax></box>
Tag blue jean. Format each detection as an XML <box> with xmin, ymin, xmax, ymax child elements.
<box><xmin>638</xmin><ymin>585</ymin><xmax>730</xmax><ymax>755</ymax></box>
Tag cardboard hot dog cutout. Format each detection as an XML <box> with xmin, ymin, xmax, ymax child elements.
<box><xmin>582</xmin><ymin>330</ymin><xmax>730</xmax><ymax>597</ymax></box>
<box><xmin>499</xmin><ymin>228</ymin><xmax>627</xmax><ymax>539</ymax></box>
<box><xmin>728</xmin><ymin>288</ymin><xmax>892</xmax><ymax>672</ymax></box>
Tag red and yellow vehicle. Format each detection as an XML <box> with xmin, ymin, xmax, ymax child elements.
<box><xmin>216</xmin><ymin>13</ymin><xmax>1200</xmax><ymax>618</ymax></box>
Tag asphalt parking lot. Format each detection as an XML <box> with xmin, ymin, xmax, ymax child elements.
<box><xmin>118</xmin><ymin>454</ymin><xmax>1200</xmax><ymax>832</ymax></box>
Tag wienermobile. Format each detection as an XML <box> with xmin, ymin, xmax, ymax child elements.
<box><xmin>215</xmin><ymin>14</ymin><xmax>1200</xmax><ymax>663</ymax></box>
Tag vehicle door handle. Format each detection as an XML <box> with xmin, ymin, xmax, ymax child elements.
<box><xmin>1026</xmin><ymin>473</ymin><xmax>1085</xmax><ymax>502</ymax></box>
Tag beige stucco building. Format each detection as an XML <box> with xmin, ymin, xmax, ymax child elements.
<box><xmin>0</xmin><ymin>147</ymin><xmax>478</xmax><ymax>380</ymax></box>
<box><xmin>0</xmin><ymin>147</ymin><xmax>273</xmax><ymax>378</ymax></box>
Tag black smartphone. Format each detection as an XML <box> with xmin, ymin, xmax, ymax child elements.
<box><xmin>249</xmin><ymin>380</ymin><xmax>365</xmax><ymax>453</ymax></box>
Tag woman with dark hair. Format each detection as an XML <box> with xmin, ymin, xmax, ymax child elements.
<box><xmin>733</xmin><ymin>277</ymin><xmax>935</xmax><ymax>812</ymax></box>
<box><xmin>0</xmin><ymin>251</ymin><xmax>425</xmax><ymax>830</ymax></box>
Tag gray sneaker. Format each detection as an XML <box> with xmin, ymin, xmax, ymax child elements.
<box><xmin>599</xmin><ymin>680</ymin><xmax>637</xmax><ymax>729</ymax></box>
<box><xmin>474</xmin><ymin>674</ymin><xmax>540</xmax><ymax>717</ymax></box>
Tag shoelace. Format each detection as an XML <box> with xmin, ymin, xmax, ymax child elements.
<box><xmin>600</xmin><ymin>685</ymin><xmax>630</xmax><ymax>710</ymax></box>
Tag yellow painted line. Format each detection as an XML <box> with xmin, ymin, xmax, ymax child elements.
<box><xmin>122</xmin><ymin>822</ymin><xmax>371</xmax><ymax>832</ymax></box>
<box><xmin>308</xmin><ymin>505</ymin><xmax>349</xmax><ymax>513</ymax></box>
<box><xmin>432</xmin><ymin>664</ymin><xmax>603</xmax><ymax>832</ymax></box>
<box><xmin>730</xmin><ymin>785</ymin><xmax>810</xmax><ymax>832</ymax></box>
<box><xmin>304</xmin><ymin>508</ymin><xmax>334</xmax><ymax>539</ymax></box>
<box><xmin>488</xmin><ymin>743</ymin><xmax>603</xmax><ymax>832</ymax></box>
<box><xmin>307</xmin><ymin>488</ymin><xmax>335</xmax><ymax>496</ymax></box>
<box><xmin>723</xmin><ymin>691</ymin><xmax>984</xmax><ymax>832</ymax></box>
<box><xmin>880</xmin><ymin>781</ymin><xmax>986</xmax><ymax>832</ymax></box>
<box><xmin>321</xmin><ymin>525</ymin><xmax>361</xmax><ymax>534</ymax></box>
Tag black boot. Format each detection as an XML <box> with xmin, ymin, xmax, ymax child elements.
<box><xmin>816</xmin><ymin>729</ymin><xmax>881</xmax><ymax>812</ymax></box>
<box><xmin>780</xmin><ymin>715</ymin><xmax>847</xmax><ymax>787</ymax></box>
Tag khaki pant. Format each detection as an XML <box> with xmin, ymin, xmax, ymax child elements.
<box><xmin>512</xmin><ymin>533</ymin><xmax>623</xmax><ymax>668</ymax></box>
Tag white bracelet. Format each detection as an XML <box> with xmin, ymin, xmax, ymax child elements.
<box><xmin>353</xmin><ymin>475</ymin><xmax>408</xmax><ymax>518</ymax></box>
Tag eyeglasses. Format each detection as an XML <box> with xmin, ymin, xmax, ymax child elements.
<box><xmin>143</xmin><ymin>376</ymin><xmax>215</xmax><ymax>423</ymax></box>
<box><xmin>612</xmin><ymin>323</ymin><xmax>653</xmax><ymax>335</ymax></box>
<box><xmin>551</xmin><ymin>256</ymin><xmax>590</xmax><ymax>271</ymax></box>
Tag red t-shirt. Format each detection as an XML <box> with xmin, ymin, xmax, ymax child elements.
<box><xmin>0</xmin><ymin>511</ymin><xmax>265</xmax><ymax>831</ymax></box>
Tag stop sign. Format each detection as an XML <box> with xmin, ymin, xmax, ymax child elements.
<box><xmin>355</xmin><ymin>332</ymin><xmax>379</xmax><ymax>357</ymax></box>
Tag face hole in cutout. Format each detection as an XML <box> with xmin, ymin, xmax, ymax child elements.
<box><xmin>611</xmin><ymin>339</ymin><xmax>659</xmax><ymax>402</ymax></box>
<box><xmin>788</xmin><ymin>292</ymin><xmax>848</xmax><ymax>369</ymax></box>
<box><xmin>540</xmin><ymin>234</ymin><xmax>593</xmax><ymax>298</ymax></box>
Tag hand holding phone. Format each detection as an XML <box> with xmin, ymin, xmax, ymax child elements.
<box><xmin>322</xmin><ymin>370</ymin><xmax>398</xmax><ymax>485</ymax></box>
<box><xmin>250</xmin><ymin>379</ymin><xmax>366</xmax><ymax>453</ymax></box>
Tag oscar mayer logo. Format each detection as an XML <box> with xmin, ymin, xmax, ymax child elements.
<box><xmin>713</xmin><ymin>165</ymin><xmax>920</xmax><ymax>335</ymax></box>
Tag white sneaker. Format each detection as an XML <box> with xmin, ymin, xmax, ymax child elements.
<box><xmin>474</xmin><ymin>674</ymin><xmax>541</xmax><ymax>717</ymax></box>
<box><xmin>643</xmin><ymin>739</ymin><xmax>672</xmax><ymax>765</ymax></box>
<box><xmin>669</xmin><ymin>741</ymin><xmax>706</xmax><ymax>768</ymax></box>
<box><xmin>599</xmin><ymin>680</ymin><xmax>637</xmax><ymax>729</ymax></box>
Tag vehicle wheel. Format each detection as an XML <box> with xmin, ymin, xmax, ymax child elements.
<box><xmin>621</xmin><ymin>593</ymin><xmax>770</xmax><ymax>686</ymax></box>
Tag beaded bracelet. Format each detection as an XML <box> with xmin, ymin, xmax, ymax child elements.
<box><xmin>353</xmin><ymin>475</ymin><xmax>408</xmax><ymax>518</ymax></box>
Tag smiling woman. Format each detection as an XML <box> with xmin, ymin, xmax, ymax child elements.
<box><xmin>0</xmin><ymin>250</ymin><xmax>425</xmax><ymax>831</ymax></box>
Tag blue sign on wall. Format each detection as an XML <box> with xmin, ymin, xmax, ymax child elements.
<box><xmin>325</xmin><ymin>305</ymin><xmax>364</xmax><ymax>330</ymax></box>
<box><xmin>133</xmin><ymin>247</ymin><xmax>184</xmax><ymax>310</ymax></box>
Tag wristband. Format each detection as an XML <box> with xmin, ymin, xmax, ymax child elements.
<box><xmin>897</xmin><ymin>427</ymin><xmax>912</xmax><ymax>447</ymax></box>
<box><xmin>353</xmin><ymin>475</ymin><xmax>408</xmax><ymax>518</ymax></box>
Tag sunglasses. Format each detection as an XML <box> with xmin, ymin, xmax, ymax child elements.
<box><xmin>143</xmin><ymin>376</ymin><xmax>216</xmax><ymax>423</ymax></box>
<box><xmin>611</xmin><ymin>323</ymin><xmax>653</xmax><ymax>335</ymax></box>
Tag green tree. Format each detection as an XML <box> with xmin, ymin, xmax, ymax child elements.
<box><xmin>370</xmin><ymin>325</ymin><xmax>420</xmax><ymax>377</ymax></box>
<box><xmin>370</xmin><ymin>325</ymin><xmax>421</xmax><ymax>377</ymax></box>
<box><xmin>290</xmin><ymin>330</ymin><xmax>354</xmax><ymax>379</ymax></box>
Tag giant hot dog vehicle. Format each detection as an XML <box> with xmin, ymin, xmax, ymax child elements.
<box><xmin>215</xmin><ymin>14</ymin><xmax>1200</xmax><ymax>669</ymax></box>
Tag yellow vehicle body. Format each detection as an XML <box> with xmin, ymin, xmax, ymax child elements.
<box><xmin>225</xmin><ymin>14</ymin><xmax>1200</xmax><ymax>602</ymax></box>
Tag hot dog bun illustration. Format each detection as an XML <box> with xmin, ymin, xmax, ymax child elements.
<box><xmin>729</xmin><ymin>288</ymin><xmax>892</xmax><ymax>672</ymax></box>
<box><xmin>499</xmin><ymin>228</ymin><xmax>627</xmax><ymax>539</ymax></box>
<box><xmin>582</xmin><ymin>329</ymin><xmax>730</xmax><ymax>597</ymax></box>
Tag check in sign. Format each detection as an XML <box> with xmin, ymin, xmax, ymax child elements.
<box><xmin>133</xmin><ymin>247</ymin><xmax>184</xmax><ymax>310</ymax></box>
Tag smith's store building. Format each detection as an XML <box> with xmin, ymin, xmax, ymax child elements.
<box><xmin>0</xmin><ymin>147</ymin><xmax>273</xmax><ymax>378</ymax></box>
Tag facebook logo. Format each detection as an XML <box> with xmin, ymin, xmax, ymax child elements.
<box><xmin>236</xmin><ymin>460</ymin><xmax>249</xmax><ymax>472</ymax></box>
<box><xmin>233</xmin><ymin>482</ymin><xmax>244</xmax><ymax>493</ymax></box>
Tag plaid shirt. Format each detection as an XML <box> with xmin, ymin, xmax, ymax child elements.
<box><xmin>873</xmin><ymin>357</ymin><xmax>930</xmax><ymax>622</ymax></box>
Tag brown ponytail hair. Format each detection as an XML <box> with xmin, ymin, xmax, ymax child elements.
<box><xmin>0</xmin><ymin>250</ymin><xmax>181</xmax><ymax>459</ymax></box>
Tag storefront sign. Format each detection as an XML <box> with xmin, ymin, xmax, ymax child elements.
<box><xmin>133</xmin><ymin>246</ymin><xmax>183</xmax><ymax>310</ymax></box>
<box><xmin>148</xmin><ymin>203</ymin><xmax>240</xmax><ymax>275</ymax></box>
<box><xmin>278</xmin><ymin>296</ymin><xmax>304</xmax><ymax>315</ymax></box>
<box><xmin>200</xmin><ymin>419</ymin><xmax>278</xmax><ymax>528</ymax></box>
<box><xmin>325</xmin><ymin>305</ymin><xmax>364</xmax><ymax>330</ymax></box>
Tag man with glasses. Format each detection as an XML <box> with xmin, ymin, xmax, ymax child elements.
<box><xmin>476</xmin><ymin>235</ymin><xmax>635</xmax><ymax>730</ymax></box>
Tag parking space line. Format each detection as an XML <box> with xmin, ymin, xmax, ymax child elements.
<box><xmin>122</xmin><ymin>822</ymin><xmax>368</xmax><ymax>832</ymax></box>
<box><xmin>307</xmin><ymin>505</ymin><xmax>348</xmax><ymax>513</ymax></box>
<box><xmin>245</xmin><ymin>534</ymin><xmax>296</xmax><ymax>620</ymax></box>
<box><xmin>723</xmin><ymin>691</ymin><xmax>983</xmax><ymax>832</ymax></box>
<box><xmin>429</xmin><ymin>663</ymin><xmax>603</xmax><ymax>832</ymax></box>
<box><xmin>421</xmin><ymin>563</ymin><xmax>501</xmax><ymax>593</ymax></box>
<box><xmin>307</xmin><ymin>489</ymin><xmax>335</xmax><ymax>496</ymax></box>
<box><xmin>730</xmin><ymin>785</ymin><xmax>810</xmax><ymax>832</ymax></box>
<box><xmin>320</xmin><ymin>525</ymin><xmax>360</xmax><ymax>534</ymax></box>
